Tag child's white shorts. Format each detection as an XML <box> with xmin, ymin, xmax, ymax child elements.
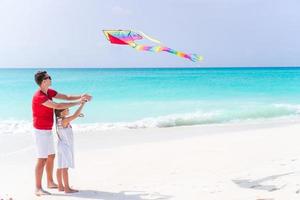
<box><xmin>33</xmin><ymin>129</ymin><xmax>55</xmax><ymax>158</ymax></box>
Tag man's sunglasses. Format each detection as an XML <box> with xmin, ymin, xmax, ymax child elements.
<box><xmin>44</xmin><ymin>76</ymin><xmax>51</xmax><ymax>80</ymax></box>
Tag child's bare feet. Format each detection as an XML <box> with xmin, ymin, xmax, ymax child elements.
<box><xmin>35</xmin><ymin>189</ymin><xmax>51</xmax><ymax>196</ymax></box>
<box><xmin>64</xmin><ymin>188</ymin><xmax>79</xmax><ymax>193</ymax></box>
<box><xmin>58</xmin><ymin>185</ymin><xmax>65</xmax><ymax>192</ymax></box>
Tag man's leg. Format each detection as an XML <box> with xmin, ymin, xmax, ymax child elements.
<box><xmin>35</xmin><ymin>158</ymin><xmax>51</xmax><ymax>196</ymax></box>
<box><xmin>46</xmin><ymin>154</ymin><xmax>58</xmax><ymax>188</ymax></box>
<box><xmin>35</xmin><ymin>158</ymin><xmax>46</xmax><ymax>189</ymax></box>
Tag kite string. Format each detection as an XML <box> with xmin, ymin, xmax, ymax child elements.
<box><xmin>137</xmin><ymin>31</ymin><xmax>161</xmax><ymax>44</ymax></box>
<box><xmin>82</xmin><ymin>69</ymin><xmax>98</xmax><ymax>100</ymax></box>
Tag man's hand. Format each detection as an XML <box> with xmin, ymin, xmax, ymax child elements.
<box><xmin>81</xmin><ymin>93</ymin><xmax>92</xmax><ymax>102</ymax></box>
<box><xmin>80</xmin><ymin>97</ymin><xmax>88</xmax><ymax>104</ymax></box>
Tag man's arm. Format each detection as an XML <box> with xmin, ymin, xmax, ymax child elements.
<box><xmin>42</xmin><ymin>100</ymin><xmax>81</xmax><ymax>110</ymax></box>
<box><xmin>54</xmin><ymin>93</ymin><xmax>92</xmax><ymax>101</ymax></box>
<box><xmin>54</xmin><ymin>93</ymin><xmax>82</xmax><ymax>101</ymax></box>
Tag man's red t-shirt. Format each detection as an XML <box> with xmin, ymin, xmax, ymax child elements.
<box><xmin>32</xmin><ymin>88</ymin><xmax>57</xmax><ymax>130</ymax></box>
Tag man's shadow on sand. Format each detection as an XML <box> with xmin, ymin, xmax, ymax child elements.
<box><xmin>51</xmin><ymin>190</ymin><xmax>172</xmax><ymax>200</ymax></box>
<box><xmin>233</xmin><ymin>172</ymin><xmax>293</xmax><ymax>192</ymax></box>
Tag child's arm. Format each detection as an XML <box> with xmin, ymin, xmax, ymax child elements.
<box><xmin>62</xmin><ymin>102</ymin><xmax>86</xmax><ymax>127</ymax></box>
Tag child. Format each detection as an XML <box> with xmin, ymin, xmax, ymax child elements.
<box><xmin>54</xmin><ymin>101</ymin><xmax>86</xmax><ymax>193</ymax></box>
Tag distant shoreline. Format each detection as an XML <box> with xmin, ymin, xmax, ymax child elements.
<box><xmin>1</xmin><ymin>66</ymin><xmax>300</xmax><ymax>69</ymax></box>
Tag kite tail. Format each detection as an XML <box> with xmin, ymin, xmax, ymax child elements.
<box><xmin>190</xmin><ymin>54</ymin><xmax>204</xmax><ymax>62</ymax></box>
<box><xmin>130</xmin><ymin>43</ymin><xmax>203</xmax><ymax>62</ymax></box>
<box><xmin>162</xmin><ymin>48</ymin><xmax>204</xmax><ymax>62</ymax></box>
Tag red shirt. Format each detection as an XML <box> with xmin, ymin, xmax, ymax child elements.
<box><xmin>32</xmin><ymin>88</ymin><xmax>57</xmax><ymax>130</ymax></box>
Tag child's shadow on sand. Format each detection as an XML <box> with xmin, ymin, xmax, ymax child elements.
<box><xmin>52</xmin><ymin>190</ymin><xmax>172</xmax><ymax>200</ymax></box>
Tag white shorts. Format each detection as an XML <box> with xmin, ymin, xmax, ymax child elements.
<box><xmin>33</xmin><ymin>129</ymin><xmax>55</xmax><ymax>158</ymax></box>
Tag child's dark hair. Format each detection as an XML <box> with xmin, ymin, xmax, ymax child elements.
<box><xmin>55</xmin><ymin>109</ymin><xmax>65</xmax><ymax>119</ymax></box>
<box><xmin>55</xmin><ymin>109</ymin><xmax>66</xmax><ymax>140</ymax></box>
<box><xmin>34</xmin><ymin>71</ymin><xmax>47</xmax><ymax>86</ymax></box>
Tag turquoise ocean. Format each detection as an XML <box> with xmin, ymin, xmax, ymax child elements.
<box><xmin>1</xmin><ymin>67</ymin><xmax>300</xmax><ymax>133</ymax></box>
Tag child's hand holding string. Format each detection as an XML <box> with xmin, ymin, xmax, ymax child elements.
<box><xmin>78</xmin><ymin>97</ymin><xmax>87</xmax><ymax>117</ymax></box>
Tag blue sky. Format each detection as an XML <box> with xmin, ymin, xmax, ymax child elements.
<box><xmin>0</xmin><ymin>0</ymin><xmax>299</xmax><ymax>67</ymax></box>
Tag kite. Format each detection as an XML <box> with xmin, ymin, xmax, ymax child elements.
<box><xmin>103</xmin><ymin>30</ymin><xmax>203</xmax><ymax>62</ymax></box>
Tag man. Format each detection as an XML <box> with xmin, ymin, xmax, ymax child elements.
<box><xmin>32</xmin><ymin>71</ymin><xmax>92</xmax><ymax>196</ymax></box>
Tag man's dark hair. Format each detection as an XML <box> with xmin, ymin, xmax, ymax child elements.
<box><xmin>34</xmin><ymin>71</ymin><xmax>47</xmax><ymax>86</ymax></box>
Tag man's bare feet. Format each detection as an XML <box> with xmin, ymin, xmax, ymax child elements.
<box><xmin>47</xmin><ymin>182</ymin><xmax>58</xmax><ymax>189</ymax></box>
<box><xmin>64</xmin><ymin>188</ymin><xmax>79</xmax><ymax>193</ymax></box>
<box><xmin>35</xmin><ymin>189</ymin><xmax>51</xmax><ymax>196</ymax></box>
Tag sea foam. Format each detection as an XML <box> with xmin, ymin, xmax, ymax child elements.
<box><xmin>1</xmin><ymin>103</ymin><xmax>300</xmax><ymax>135</ymax></box>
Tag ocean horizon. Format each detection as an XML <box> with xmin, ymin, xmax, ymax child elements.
<box><xmin>1</xmin><ymin>67</ymin><xmax>300</xmax><ymax>134</ymax></box>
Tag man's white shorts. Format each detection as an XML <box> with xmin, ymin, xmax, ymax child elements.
<box><xmin>33</xmin><ymin>129</ymin><xmax>55</xmax><ymax>158</ymax></box>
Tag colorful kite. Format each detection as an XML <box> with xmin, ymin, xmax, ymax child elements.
<box><xmin>103</xmin><ymin>30</ymin><xmax>203</xmax><ymax>62</ymax></box>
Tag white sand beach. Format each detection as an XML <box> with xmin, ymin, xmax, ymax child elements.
<box><xmin>1</xmin><ymin>121</ymin><xmax>300</xmax><ymax>200</ymax></box>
